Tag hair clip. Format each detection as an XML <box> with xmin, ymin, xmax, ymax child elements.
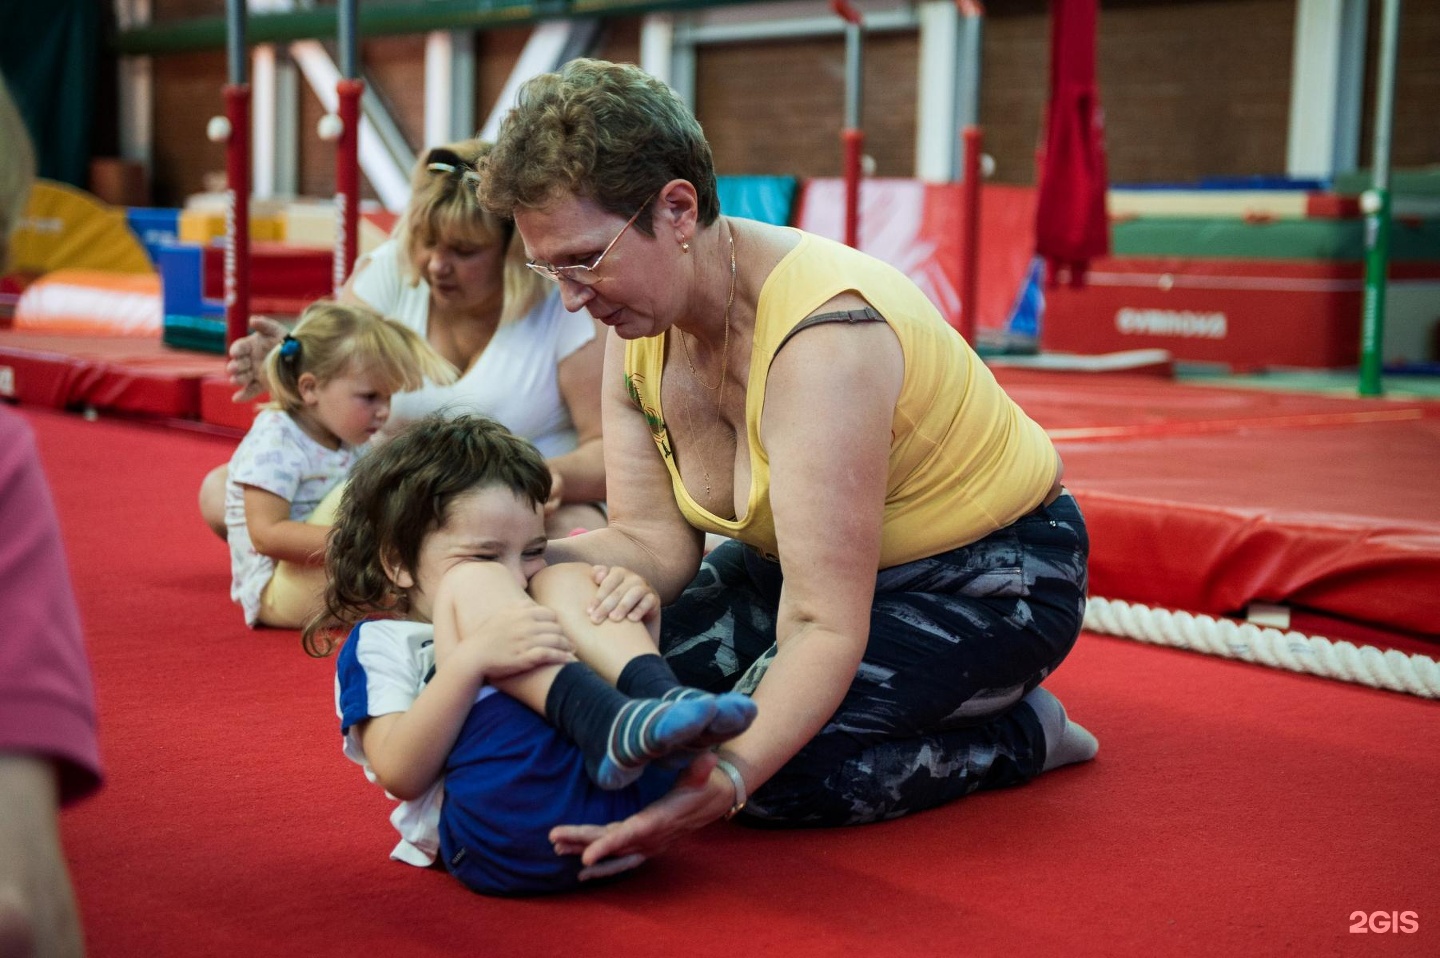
<box><xmin>279</xmin><ymin>335</ymin><xmax>301</xmax><ymax>361</ymax></box>
<box><xmin>424</xmin><ymin>147</ymin><xmax>482</xmax><ymax>183</ymax></box>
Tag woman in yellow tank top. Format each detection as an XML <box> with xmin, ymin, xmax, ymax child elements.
<box><xmin>479</xmin><ymin>58</ymin><xmax>1096</xmax><ymax>880</ymax></box>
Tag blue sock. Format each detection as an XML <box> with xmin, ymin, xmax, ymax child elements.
<box><xmin>616</xmin><ymin>653</ymin><xmax>682</xmax><ymax>699</ymax></box>
<box><xmin>545</xmin><ymin>662</ymin><xmax>720</xmax><ymax>790</ymax></box>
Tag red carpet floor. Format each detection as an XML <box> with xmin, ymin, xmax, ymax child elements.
<box><xmin>19</xmin><ymin>404</ymin><xmax>1440</xmax><ymax>957</ymax></box>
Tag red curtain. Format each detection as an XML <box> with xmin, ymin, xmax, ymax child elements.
<box><xmin>1034</xmin><ymin>0</ymin><xmax>1110</xmax><ymax>287</ymax></box>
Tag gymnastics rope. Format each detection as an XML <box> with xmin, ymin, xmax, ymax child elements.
<box><xmin>1083</xmin><ymin>596</ymin><xmax>1439</xmax><ymax>700</ymax></box>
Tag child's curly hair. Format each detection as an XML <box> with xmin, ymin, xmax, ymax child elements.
<box><xmin>302</xmin><ymin>413</ymin><xmax>552</xmax><ymax>657</ymax></box>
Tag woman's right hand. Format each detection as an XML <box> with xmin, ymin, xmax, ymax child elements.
<box><xmin>226</xmin><ymin>316</ymin><xmax>289</xmax><ymax>401</ymax></box>
<box><xmin>549</xmin><ymin>753</ymin><xmax>731</xmax><ymax>879</ymax></box>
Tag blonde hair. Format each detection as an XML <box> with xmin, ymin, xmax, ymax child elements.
<box><xmin>0</xmin><ymin>76</ymin><xmax>36</xmax><ymax>274</ymax></box>
<box><xmin>393</xmin><ymin>137</ymin><xmax>548</xmax><ymax>325</ymax></box>
<box><xmin>262</xmin><ymin>301</ymin><xmax>457</xmax><ymax>415</ymax></box>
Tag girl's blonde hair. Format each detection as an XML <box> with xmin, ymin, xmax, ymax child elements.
<box><xmin>392</xmin><ymin>137</ymin><xmax>548</xmax><ymax>325</ymax></box>
<box><xmin>262</xmin><ymin>301</ymin><xmax>457</xmax><ymax>414</ymax></box>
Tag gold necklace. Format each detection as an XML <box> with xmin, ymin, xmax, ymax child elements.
<box><xmin>676</xmin><ymin>224</ymin><xmax>736</xmax><ymax>500</ymax></box>
<box><xmin>678</xmin><ymin>225</ymin><xmax>735</xmax><ymax>404</ymax></box>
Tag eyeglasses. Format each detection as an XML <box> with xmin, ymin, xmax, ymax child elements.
<box><xmin>526</xmin><ymin>193</ymin><xmax>655</xmax><ymax>287</ymax></box>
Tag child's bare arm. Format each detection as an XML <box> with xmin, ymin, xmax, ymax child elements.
<box><xmin>242</xmin><ymin>486</ymin><xmax>331</xmax><ymax>564</ymax></box>
<box><xmin>355</xmin><ymin>659</ymin><xmax>496</xmax><ymax>800</ymax></box>
<box><xmin>362</xmin><ymin>565</ymin><xmax>574</xmax><ymax>800</ymax></box>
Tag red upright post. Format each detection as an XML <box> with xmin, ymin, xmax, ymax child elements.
<box><xmin>960</xmin><ymin>125</ymin><xmax>983</xmax><ymax>343</ymax></box>
<box><xmin>333</xmin><ymin>0</ymin><xmax>362</xmax><ymax>292</ymax></box>
<box><xmin>832</xmin><ymin>0</ymin><xmax>864</xmax><ymax>249</ymax></box>
<box><xmin>222</xmin><ymin>0</ymin><xmax>251</xmax><ymax>349</ymax></box>
<box><xmin>224</xmin><ymin>84</ymin><xmax>252</xmax><ymax>348</ymax></box>
<box><xmin>334</xmin><ymin>78</ymin><xmax>363</xmax><ymax>292</ymax></box>
<box><xmin>842</xmin><ymin>128</ymin><xmax>864</xmax><ymax>249</ymax></box>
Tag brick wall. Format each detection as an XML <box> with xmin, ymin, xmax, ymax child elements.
<box><xmin>138</xmin><ymin>0</ymin><xmax>1438</xmax><ymax>205</ymax></box>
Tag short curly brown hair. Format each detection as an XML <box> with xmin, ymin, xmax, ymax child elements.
<box><xmin>478</xmin><ymin>58</ymin><xmax>719</xmax><ymax>235</ymax></box>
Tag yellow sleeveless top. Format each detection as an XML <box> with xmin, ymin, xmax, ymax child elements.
<box><xmin>624</xmin><ymin>230</ymin><xmax>1057</xmax><ymax>568</ymax></box>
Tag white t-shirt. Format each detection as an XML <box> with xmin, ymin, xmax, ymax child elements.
<box><xmin>335</xmin><ymin>618</ymin><xmax>497</xmax><ymax>867</ymax></box>
<box><xmin>352</xmin><ymin>240</ymin><xmax>597</xmax><ymax>457</ymax></box>
<box><xmin>225</xmin><ymin>409</ymin><xmax>359</xmax><ymax>626</ymax></box>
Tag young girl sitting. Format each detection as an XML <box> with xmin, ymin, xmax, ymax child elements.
<box><xmin>303</xmin><ymin>413</ymin><xmax>758</xmax><ymax>896</ymax></box>
<box><xmin>226</xmin><ymin>301</ymin><xmax>456</xmax><ymax>629</ymax></box>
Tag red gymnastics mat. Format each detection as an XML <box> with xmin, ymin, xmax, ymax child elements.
<box><xmin>3</xmin><ymin>323</ymin><xmax>1434</xmax><ymax>650</ymax></box>
<box><xmin>0</xmin><ymin>330</ymin><xmax>226</xmax><ymax>420</ymax></box>
<box><xmin>20</xmin><ymin>404</ymin><xmax>1440</xmax><ymax>958</ymax></box>
<box><xmin>992</xmin><ymin>368</ymin><xmax>1440</xmax><ymax>654</ymax></box>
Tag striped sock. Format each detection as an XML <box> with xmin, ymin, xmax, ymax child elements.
<box><xmin>662</xmin><ymin>687</ymin><xmax>758</xmax><ymax>745</ymax></box>
<box><xmin>616</xmin><ymin>653</ymin><xmax>681</xmax><ymax>700</ymax></box>
<box><xmin>546</xmin><ymin>663</ymin><xmax>719</xmax><ymax>790</ymax></box>
<box><xmin>596</xmin><ymin>696</ymin><xmax>718</xmax><ymax>789</ymax></box>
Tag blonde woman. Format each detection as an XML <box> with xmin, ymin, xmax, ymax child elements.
<box><xmin>201</xmin><ymin>139</ymin><xmax>608</xmax><ymax>539</ymax></box>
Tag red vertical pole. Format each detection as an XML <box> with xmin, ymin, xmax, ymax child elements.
<box><xmin>224</xmin><ymin>84</ymin><xmax>251</xmax><ymax>347</ymax></box>
<box><xmin>960</xmin><ymin>125</ymin><xmax>983</xmax><ymax>343</ymax></box>
<box><xmin>334</xmin><ymin>78</ymin><xmax>364</xmax><ymax>292</ymax></box>
<box><xmin>833</xmin><ymin>0</ymin><xmax>864</xmax><ymax>249</ymax></box>
<box><xmin>842</xmin><ymin>128</ymin><xmax>865</xmax><ymax>249</ymax></box>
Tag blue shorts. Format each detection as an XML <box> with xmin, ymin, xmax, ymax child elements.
<box><xmin>437</xmin><ymin>691</ymin><xmax>677</xmax><ymax>896</ymax></box>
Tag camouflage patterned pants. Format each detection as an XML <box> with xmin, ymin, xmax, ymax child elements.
<box><xmin>660</xmin><ymin>494</ymin><xmax>1089</xmax><ymax>827</ymax></box>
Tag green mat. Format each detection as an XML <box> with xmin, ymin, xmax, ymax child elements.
<box><xmin>1111</xmin><ymin>216</ymin><xmax>1440</xmax><ymax>261</ymax></box>
<box><xmin>162</xmin><ymin>314</ymin><xmax>227</xmax><ymax>355</ymax></box>
<box><xmin>1331</xmin><ymin>167</ymin><xmax>1440</xmax><ymax>197</ymax></box>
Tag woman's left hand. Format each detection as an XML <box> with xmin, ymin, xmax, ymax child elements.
<box><xmin>549</xmin><ymin>754</ymin><xmax>728</xmax><ymax>880</ymax></box>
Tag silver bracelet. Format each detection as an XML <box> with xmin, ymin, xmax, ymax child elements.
<box><xmin>712</xmin><ymin>753</ymin><xmax>748</xmax><ymax>820</ymax></box>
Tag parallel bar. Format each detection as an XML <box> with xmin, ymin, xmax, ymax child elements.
<box><xmin>114</xmin><ymin>0</ymin><xmax>761</xmax><ymax>56</ymax></box>
<box><xmin>833</xmin><ymin>0</ymin><xmax>864</xmax><ymax>249</ymax></box>
<box><xmin>334</xmin><ymin>0</ymin><xmax>361</xmax><ymax>289</ymax></box>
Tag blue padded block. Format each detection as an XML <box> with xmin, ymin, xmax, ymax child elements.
<box><xmin>717</xmin><ymin>176</ymin><xmax>799</xmax><ymax>226</ymax></box>
<box><xmin>156</xmin><ymin>244</ymin><xmax>224</xmax><ymax>319</ymax></box>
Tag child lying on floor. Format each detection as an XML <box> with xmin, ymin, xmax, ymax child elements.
<box><xmin>302</xmin><ymin>413</ymin><xmax>756</xmax><ymax>895</ymax></box>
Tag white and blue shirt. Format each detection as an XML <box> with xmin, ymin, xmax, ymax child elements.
<box><xmin>336</xmin><ymin>618</ymin><xmax>495</xmax><ymax>867</ymax></box>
